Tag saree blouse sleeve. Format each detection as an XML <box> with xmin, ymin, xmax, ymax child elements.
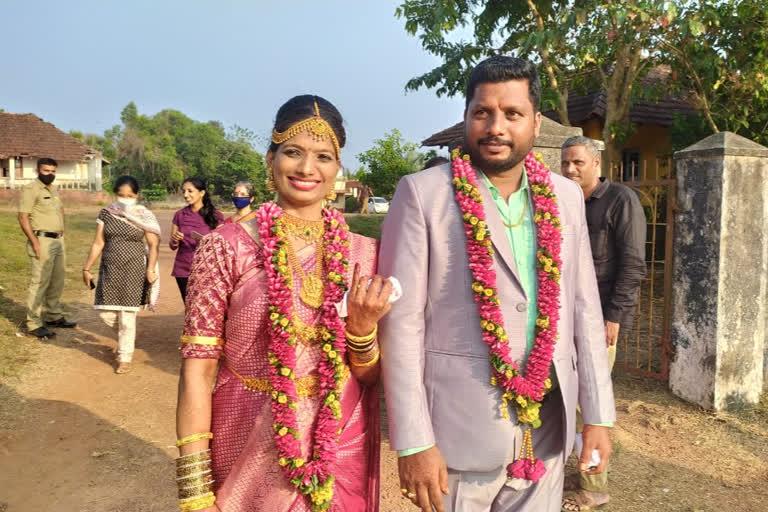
<box><xmin>180</xmin><ymin>231</ymin><xmax>237</xmax><ymax>359</ymax></box>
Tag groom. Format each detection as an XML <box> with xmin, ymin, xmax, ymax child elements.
<box><xmin>379</xmin><ymin>56</ymin><xmax>615</xmax><ymax>512</ymax></box>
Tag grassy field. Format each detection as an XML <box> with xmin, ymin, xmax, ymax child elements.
<box><xmin>345</xmin><ymin>213</ymin><xmax>385</xmax><ymax>239</ymax></box>
<box><xmin>0</xmin><ymin>209</ymin><xmax>96</xmax><ymax>378</ymax></box>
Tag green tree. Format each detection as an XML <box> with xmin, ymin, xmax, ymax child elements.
<box><xmin>662</xmin><ymin>0</ymin><xmax>768</xmax><ymax>144</ymax></box>
<box><xmin>357</xmin><ymin>129</ymin><xmax>424</xmax><ymax>198</ymax></box>
<box><xmin>396</xmin><ymin>0</ymin><xmax>680</xmax><ymax>162</ymax></box>
<box><xmin>106</xmin><ymin>103</ymin><xmax>268</xmax><ymax>199</ymax></box>
<box><xmin>120</xmin><ymin>102</ymin><xmax>139</xmax><ymax>127</ymax></box>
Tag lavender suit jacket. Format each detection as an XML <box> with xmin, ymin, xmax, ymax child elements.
<box><xmin>379</xmin><ymin>163</ymin><xmax>615</xmax><ymax>472</ymax></box>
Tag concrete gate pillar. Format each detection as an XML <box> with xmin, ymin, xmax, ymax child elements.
<box><xmin>670</xmin><ymin>132</ymin><xmax>768</xmax><ymax>410</ymax></box>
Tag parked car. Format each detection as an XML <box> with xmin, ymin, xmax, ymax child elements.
<box><xmin>367</xmin><ymin>196</ymin><xmax>389</xmax><ymax>214</ymax></box>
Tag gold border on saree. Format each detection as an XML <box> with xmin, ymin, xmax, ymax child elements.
<box><xmin>180</xmin><ymin>335</ymin><xmax>224</xmax><ymax>346</ymax></box>
<box><xmin>227</xmin><ymin>363</ymin><xmax>350</xmax><ymax>397</ymax></box>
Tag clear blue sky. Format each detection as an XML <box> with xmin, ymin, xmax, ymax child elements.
<box><xmin>1</xmin><ymin>0</ymin><xmax>467</xmax><ymax>169</ymax></box>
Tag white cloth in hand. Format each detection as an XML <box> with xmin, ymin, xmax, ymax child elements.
<box><xmin>336</xmin><ymin>276</ymin><xmax>402</xmax><ymax>318</ymax></box>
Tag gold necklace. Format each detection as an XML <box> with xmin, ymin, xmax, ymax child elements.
<box><xmin>292</xmin><ymin>314</ymin><xmax>322</xmax><ymax>346</ymax></box>
<box><xmin>285</xmin><ymin>237</ymin><xmax>325</xmax><ymax>309</ymax></box>
<box><xmin>283</xmin><ymin>212</ymin><xmax>325</xmax><ymax>243</ymax></box>
<box><xmin>501</xmin><ymin>193</ymin><xmax>528</xmax><ymax>229</ymax></box>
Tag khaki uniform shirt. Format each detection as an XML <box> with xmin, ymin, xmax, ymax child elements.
<box><xmin>18</xmin><ymin>179</ymin><xmax>64</xmax><ymax>232</ymax></box>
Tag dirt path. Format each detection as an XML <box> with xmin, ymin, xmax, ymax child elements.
<box><xmin>0</xmin><ymin>210</ymin><xmax>407</xmax><ymax>512</ymax></box>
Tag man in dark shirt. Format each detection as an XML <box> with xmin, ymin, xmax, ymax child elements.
<box><xmin>560</xmin><ymin>136</ymin><xmax>646</xmax><ymax>510</ymax></box>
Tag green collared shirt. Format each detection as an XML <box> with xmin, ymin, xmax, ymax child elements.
<box><xmin>478</xmin><ymin>169</ymin><xmax>538</xmax><ymax>355</ymax></box>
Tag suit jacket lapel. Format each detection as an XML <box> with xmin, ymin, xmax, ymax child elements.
<box><xmin>476</xmin><ymin>174</ymin><xmax>526</xmax><ymax>294</ymax></box>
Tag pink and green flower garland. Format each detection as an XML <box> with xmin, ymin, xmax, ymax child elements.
<box><xmin>256</xmin><ymin>201</ymin><xmax>350</xmax><ymax>511</ymax></box>
<box><xmin>451</xmin><ymin>149</ymin><xmax>563</xmax><ymax>483</ymax></box>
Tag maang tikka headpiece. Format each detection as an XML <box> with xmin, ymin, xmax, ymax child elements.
<box><xmin>271</xmin><ymin>99</ymin><xmax>341</xmax><ymax>159</ymax></box>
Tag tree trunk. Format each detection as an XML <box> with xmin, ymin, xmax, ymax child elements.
<box><xmin>557</xmin><ymin>88</ymin><xmax>571</xmax><ymax>126</ymax></box>
<box><xmin>601</xmin><ymin>135</ymin><xmax>622</xmax><ymax>179</ymax></box>
<box><xmin>600</xmin><ymin>45</ymin><xmax>643</xmax><ymax>180</ymax></box>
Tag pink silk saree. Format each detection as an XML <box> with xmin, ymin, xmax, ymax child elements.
<box><xmin>181</xmin><ymin>220</ymin><xmax>381</xmax><ymax>512</ymax></box>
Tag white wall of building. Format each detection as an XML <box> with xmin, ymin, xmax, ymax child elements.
<box><xmin>21</xmin><ymin>157</ymin><xmax>37</xmax><ymax>178</ymax></box>
<box><xmin>1</xmin><ymin>157</ymin><xmax>95</xmax><ymax>189</ymax></box>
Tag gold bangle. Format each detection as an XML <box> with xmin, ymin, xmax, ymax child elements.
<box><xmin>176</xmin><ymin>457</ymin><xmax>212</xmax><ymax>470</ymax></box>
<box><xmin>176</xmin><ymin>469</ymin><xmax>212</xmax><ymax>482</ymax></box>
<box><xmin>179</xmin><ymin>479</ymin><xmax>214</xmax><ymax>491</ymax></box>
<box><xmin>345</xmin><ymin>325</ymin><xmax>377</xmax><ymax>343</ymax></box>
<box><xmin>176</xmin><ymin>462</ymin><xmax>212</xmax><ymax>478</ymax></box>
<box><xmin>350</xmin><ymin>350</ymin><xmax>380</xmax><ymax>368</ymax></box>
<box><xmin>176</xmin><ymin>460</ymin><xmax>212</xmax><ymax>474</ymax></box>
<box><xmin>176</xmin><ymin>432</ymin><xmax>213</xmax><ymax>448</ymax></box>
<box><xmin>350</xmin><ymin>348</ymin><xmax>380</xmax><ymax>366</ymax></box>
<box><xmin>179</xmin><ymin>492</ymin><xmax>216</xmax><ymax>512</ymax></box>
<box><xmin>348</xmin><ymin>341</ymin><xmax>379</xmax><ymax>357</ymax></box>
<box><xmin>178</xmin><ymin>482</ymin><xmax>215</xmax><ymax>500</ymax></box>
<box><xmin>180</xmin><ymin>335</ymin><xmax>224</xmax><ymax>347</ymax></box>
<box><xmin>345</xmin><ymin>337</ymin><xmax>375</xmax><ymax>347</ymax></box>
<box><xmin>176</xmin><ymin>469</ymin><xmax>212</xmax><ymax>483</ymax></box>
<box><xmin>346</xmin><ymin>342</ymin><xmax>375</xmax><ymax>353</ymax></box>
<box><xmin>176</xmin><ymin>450</ymin><xmax>211</xmax><ymax>466</ymax></box>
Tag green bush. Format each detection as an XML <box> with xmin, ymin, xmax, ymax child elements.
<box><xmin>144</xmin><ymin>184</ymin><xmax>168</xmax><ymax>202</ymax></box>
<box><xmin>345</xmin><ymin>196</ymin><xmax>360</xmax><ymax>213</ymax></box>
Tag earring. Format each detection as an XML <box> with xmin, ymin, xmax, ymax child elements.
<box><xmin>266</xmin><ymin>167</ymin><xmax>276</xmax><ymax>192</ymax></box>
<box><xmin>325</xmin><ymin>189</ymin><xmax>337</xmax><ymax>202</ymax></box>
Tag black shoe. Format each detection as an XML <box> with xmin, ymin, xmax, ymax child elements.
<box><xmin>45</xmin><ymin>318</ymin><xmax>77</xmax><ymax>328</ymax></box>
<box><xmin>29</xmin><ymin>327</ymin><xmax>56</xmax><ymax>339</ymax></box>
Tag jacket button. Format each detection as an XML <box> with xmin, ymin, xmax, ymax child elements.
<box><xmin>516</xmin><ymin>303</ymin><xmax>527</xmax><ymax>312</ymax></box>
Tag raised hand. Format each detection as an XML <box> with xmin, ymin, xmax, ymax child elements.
<box><xmin>344</xmin><ymin>263</ymin><xmax>393</xmax><ymax>337</ymax></box>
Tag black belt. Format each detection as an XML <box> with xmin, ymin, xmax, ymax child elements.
<box><xmin>34</xmin><ymin>231</ymin><xmax>62</xmax><ymax>239</ymax></box>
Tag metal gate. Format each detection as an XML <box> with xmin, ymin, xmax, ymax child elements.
<box><xmin>609</xmin><ymin>160</ymin><xmax>675</xmax><ymax>380</ymax></box>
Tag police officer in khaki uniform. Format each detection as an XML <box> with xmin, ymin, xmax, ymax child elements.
<box><xmin>18</xmin><ymin>157</ymin><xmax>77</xmax><ymax>338</ymax></box>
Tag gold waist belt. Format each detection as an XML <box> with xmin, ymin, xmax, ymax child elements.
<box><xmin>226</xmin><ymin>363</ymin><xmax>350</xmax><ymax>397</ymax></box>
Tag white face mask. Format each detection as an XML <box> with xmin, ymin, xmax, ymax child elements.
<box><xmin>117</xmin><ymin>197</ymin><xmax>137</xmax><ymax>207</ymax></box>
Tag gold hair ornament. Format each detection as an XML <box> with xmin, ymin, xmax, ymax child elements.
<box><xmin>271</xmin><ymin>100</ymin><xmax>341</xmax><ymax>159</ymax></box>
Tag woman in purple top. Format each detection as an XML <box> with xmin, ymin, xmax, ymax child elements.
<box><xmin>169</xmin><ymin>176</ymin><xmax>224</xmax><ymax>303</ymax></box>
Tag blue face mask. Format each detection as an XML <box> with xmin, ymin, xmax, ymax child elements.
<box><xmin>232</xmin><ymin>196</ymin><xmax>251</xmax><ymax>209</ymax></box>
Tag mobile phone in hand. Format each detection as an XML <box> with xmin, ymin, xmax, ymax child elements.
<box><xmin>90</xmin><ymin>279</ymin><xmax>96</xmax><ymax>290</ymax></box>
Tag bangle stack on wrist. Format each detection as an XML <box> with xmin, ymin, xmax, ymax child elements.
<box><xmin>345</xmin><ymin>326</ymin><xmax>380</xmax><ymax>367</ymax></box>
<box><xmin>175</xmin><ymin>434</ymin><xmax>215</xmax><ymax>511</ymax></box>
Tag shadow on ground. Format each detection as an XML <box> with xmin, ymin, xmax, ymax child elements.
<box><xmin>0</xmin><ymin>384</ymin><xmax>175</xmax><ymax>512</ymax></box>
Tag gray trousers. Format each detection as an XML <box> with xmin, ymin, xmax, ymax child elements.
<box><xmin>443</xmin><ymin>390</ymin><xmax>566</xmax><ymax>512</ymax></box>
